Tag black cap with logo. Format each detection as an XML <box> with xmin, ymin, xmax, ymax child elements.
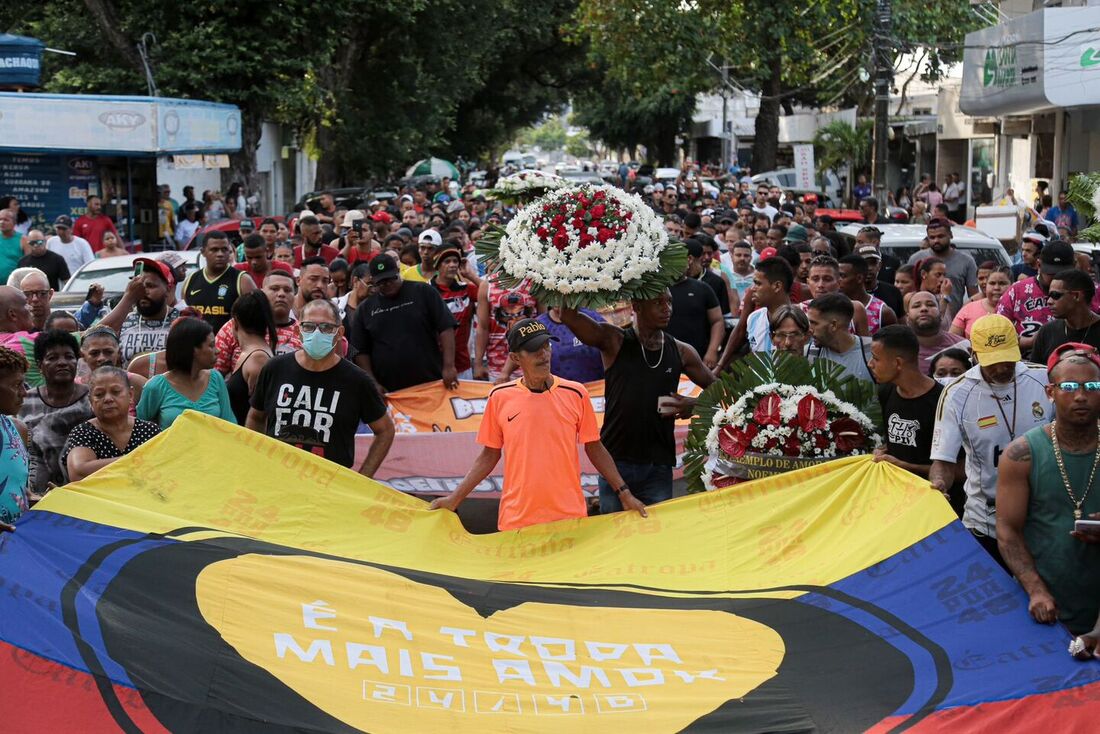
<box><xmin>507</xmin><ymin>318</ymin><xmax>559</xmax><ymax>353</ymax></box>
<box><xmin>370</xmin><ymin>254</ymin><xmax>400</xmax><ymax>283</ymax></box>
<box><xmin>1040</xmin><ymin>240</ymin><xmax>1076</xmax><ymax>275</ymax></box>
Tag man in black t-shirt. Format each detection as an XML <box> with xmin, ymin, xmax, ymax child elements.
<box><xmin>868</xmin><ymin>324</ymin><xmax>944</xmax><ymax>479</ymax></box>
<box><xmin>351</xmin><ymin>254</ymin><xmax>458</xmax><ymax>393</ymax></box>
<box><xmin>667</xmin><ymin>239</ymin><xmax>723</xmax><ymax>369</ymax></box>
<box><xmin>18</xmin><ymin>230</ymin><xmax>70</xmax><ymax>291</ymax></box>
<box><xmin>1029</xmin><ymin>268</ymin><xmax>1100</xmax><ymax>367</ymax></box>
<box><xmin>247</xmin><ymin>299</ymin><xmax>394</xmax><ymax>474</ymax></box>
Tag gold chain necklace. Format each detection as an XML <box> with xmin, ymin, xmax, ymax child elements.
<box><xmin>1050</xmin><ymin>420</ymin><xmax>1100</xmax><ymax>519</ymax></box>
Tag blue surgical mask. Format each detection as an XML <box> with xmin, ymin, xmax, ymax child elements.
<box><xmin>301</xmin><ymin>330</ymin><xmax>335</xmax><ymax>359</ymax></box>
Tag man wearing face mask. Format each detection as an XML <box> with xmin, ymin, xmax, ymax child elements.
<box><xmin>930</xmin><ymin>314</ymin><xmax>1052</xmax><ymax>566</ymax></box>
<box><xmin>246</xmin><ymin>299</ymin><xmax>394</xmax><ymax>476</ymax></box>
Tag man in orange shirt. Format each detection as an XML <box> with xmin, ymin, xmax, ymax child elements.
<box><xmin>431</xmin><ymin>318</ymin><xmax>647</xmax><ymax>530</ymax></box>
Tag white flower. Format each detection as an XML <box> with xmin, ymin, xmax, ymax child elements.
<box><xmin>1092</xmin><ymin>186</ymin><xmax>1100</xmax><ymax>217</ymax></box>
<box><xmin>495</xmin><ymin>184</ymin><xmax>670</xmax><ymax>298</ymax></box>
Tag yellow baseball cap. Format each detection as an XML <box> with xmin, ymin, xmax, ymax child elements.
<box><xmin>969</xmin><ymin>314</ymin><xmax>1021</xmax><ymax>366</ymax></box>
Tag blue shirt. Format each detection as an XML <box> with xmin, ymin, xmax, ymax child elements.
<box><xmin>536</xmin><ymin>309</ymin><xmax>606</xmax><ymax>383</ymax></box>
<box><xmin>136</xmin><ymin>370</ymin><xmax>237</xmax><ymax>429</ymax></box>
<box><xmin>1048</xmin><ymin>205</ymin><xmax>1078</xmax><ymax>232</ymax></box>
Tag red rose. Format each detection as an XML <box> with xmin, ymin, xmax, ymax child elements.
<box><xmin>765</xmin><ymin>437</ymin><xmax>779</xmax><ymax>450</ymax></box>
<box><xmin>536</xmin><ymin>226</ymin><xmax>549</xmax><ymax>239</ymax></box>
<box><xmin>753</xmin><ymin>392</ymin><xmax>782</xmax><ymax>426</ymax></box>
<box><xmin>579</xmin><ymin>232</ymin><xmax>594</xmax><ymax>248</ymax></box>
<box><xmin>591</xmin><ymin>203</ymin><xmax>606</xmax><ymax>219</ymax></box>
<box><xmin>797</xmin><ymin>394</ymin><xmax>828</xmax><ymax>432</ymax></box>
<box><xmin>551</xmin><ymin>215</ymin><xmax>565</xmax><ymax>228</ymax></box>
<box><xmin>831</xmin><ymin>418</ymin><xmax>865</xmax><ymax>453</ymax></box>
<box><xmin>624</xmin><ymin>212</ymin><xmax>633</xmax><ymax>220</ymax></box>
<box><xmin>597</xmin><ymin>227</ymin><xmax>614</xmax><ymax>243</ymax></box>
<box><xmin>572</xmin><ymin>218</ymin><xmax>585</xmax><ymax>231</ymax></box>
<box><xmin>783</xmin><ymin>431</ymin><xmax>801</xmax><ymax>456</ymax></box>
<box><xmin>593</xmin><ymin>190</ymin><xmax>606</xmax><ymax>200</ymax></box>
<box><xmin>814</xmin><ymin>433</ymin><xmax>831</xmax><ymax>450</ymax></box>
<box><xmin>552</xmin><ymin>232</ymin><xmax>569</xmax><ymax>250</ymax></box>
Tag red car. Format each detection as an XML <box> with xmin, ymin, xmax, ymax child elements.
<box><xmin>813</xmin><ymin>208</ymin><xmax>865</xmax><ymax>223</ymax></box>
<box><xmin>184</xmin><ymin>216</ymin><xmax>284</xmax><ymax>250</ymax></box>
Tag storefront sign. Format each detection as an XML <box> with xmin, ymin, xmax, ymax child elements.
<box><xmin>0</xmin><ymin>93</ymin><xmax>240</xmax><ymax>155</ymax></box>
<box><xmin>0</xmin><ymin>153</ymin><xmax>98</xmax><ymax>228</ymax></box>
<box><xmin>961</xmin><ymin>7</ymin><xmax>1100</xmax><ymax>115</ymax></box>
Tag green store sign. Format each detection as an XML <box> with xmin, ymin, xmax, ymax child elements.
<box><xmin>982</xmin><ymin>47</ymin><xmax>1017</xmax><ymax>88</ymax></box>
<box><xmin>1082</xmin><ymin>47</ymin><xmax>1100</xmax><ymax>69</ymax></box>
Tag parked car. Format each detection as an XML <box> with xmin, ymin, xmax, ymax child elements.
<box><xmin>754</xmin><ymin>169</ymin><xmax>844</xmax><ymax>207</ymax></box>
<box><xmin>292</xmin><ymin>188</ymin><xmax>369</xmax><ymax>215</ymax></box>
<box><xmin>815</xmin><ymin>208</ymin><xmax>865</xmax><ymax>224</ymax></box>
<box><xmin>560</xmin><ymin>170</ymin><xmax>605</xmax><ymax>186</ymax></box>
<box><xmin>54</xmin><ymin>252</ymin><xmax>204</xmax><ymax>311</ymax></box>
<box><xmin>184</xmin><ymin>216</ymin><xmax>284</xmax><ymax>251</ymax></box>
<box><xmin>837</xmin><ymin>223</ymin><xmax>1011</xmax><ymax>268</ymax></box>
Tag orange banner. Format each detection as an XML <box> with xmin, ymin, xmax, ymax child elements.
<box><xmin>386</xmin><ymin>378</ymin><xmax>699</xmax><ymax>434</ymax></box>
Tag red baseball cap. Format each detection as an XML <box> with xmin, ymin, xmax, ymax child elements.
<box><xmin>758</xmin><ymin>246</ymin><xmax>778</xmax><ymax>260</ymax></box>
<box><xmin>133</xmin><ymin>257</ymin><xmax>175</xmax><ymax>288</ymax></box>
<box><xmin>1047</xmin><ymin>342</ymin><xmax>1100</xmax><ymax>374</ymax></box>
<box><xmin>369</xmin><ymin>211</ymin><xmax>394</xmax><ymax>224</ymax></box>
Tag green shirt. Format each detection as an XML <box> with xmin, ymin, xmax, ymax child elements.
<box><xmin>1024</xmin><ymin>425</ymin><xmax>1100</xmax><ymax>634</ymax></box>
<box><xmin>135</xmin><ymin>370</ymin><xmax>236</xmax><ymax>430</ymax></box>
<box><xmin>0</xmin><ymin>232</ymin><xmax>23</xmax><ymax>284</ymax></box>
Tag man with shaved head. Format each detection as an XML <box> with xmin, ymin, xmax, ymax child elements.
<box><xmin>907</xmin><ymin>290</ymin><xmax>967</xmax><ymax>374</ymax></box>
<box><xmin>18</xmin><ymin>270</ymin><xmax>52</xmax><ymax>332</ymax></box>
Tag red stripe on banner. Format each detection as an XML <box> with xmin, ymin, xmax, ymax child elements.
<box><xmin>867</xmin><ymin>679</ymin><xmax>1100</xmax><ymax>732</ymax></box>
<box><xmin>0</xmin><ymin>641</ymin><xmax>171</xmax><ymax>734</ymax></box>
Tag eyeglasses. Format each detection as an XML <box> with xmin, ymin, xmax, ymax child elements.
<box><xmin>1055</xmin><ymin>381</ymin><xmax>1100</xmax><ymax>393</ymax></box>
<box><xmin>299</xmin><ymin>322</ymin><xmax>340</xmax><ymax>335</ymax></box>
<box><xmin>23</xmin><ymin>290</ymin><xmax>50</xmax><ymax>300</ymax></box>
<box><xmin>28</xmin><ymin>239</ymin><xmax>45</xmax><ymax>246</ymax></box>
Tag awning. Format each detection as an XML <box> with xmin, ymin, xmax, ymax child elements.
<box><xmin>0</xmin><ymin>92</ymin><xmax>241</xmax><ymax>156</ymax></box>
<box><xmin>960</xmin><ymin>7</ymin><xmax>1100</xmax><ymax>116</ymax></box>
<box><xmin>0</xmin><ymin>34</ymin><xmax>44</xmax><ymax>87</ymax></box>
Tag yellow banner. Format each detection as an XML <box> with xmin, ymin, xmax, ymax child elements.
<box><xmin>28</xmin><ymin>413</ymin><xmax>955</xmax><ymax>732</ymax></box>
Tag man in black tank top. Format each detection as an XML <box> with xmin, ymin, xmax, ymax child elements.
<box><xmin>561</xmin><ymin>290</ymin><xmax>715</xmax><ymax>513</ymax></box>
<box><xmin>183</xmin><ymin>230</ymin><xmax>255</xmax><ymax>332</ymax></box>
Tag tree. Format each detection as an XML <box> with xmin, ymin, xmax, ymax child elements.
<box><xmin>564</xmin><ymin>132</ymin><xmax>591</xmax><ymax>159</ymax></box>
<box><xmin>813</xmin><ymin>120</ymin><xmax>874</xmax><ymax>205</ymax></box>
<box><xmin>573</xmin><ymin>0</ymin><xmax>981</xmax><ymax>173</ymax></box>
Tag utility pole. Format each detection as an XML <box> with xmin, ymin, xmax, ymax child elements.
<box><xmin>721</xmin><ymin>61</ymin><xmax>730</xmax><ymax>172</ymax></box>
<box><xmin>871</xmin><ymin>0</ymin><xmax>892</xmax><ymax>209</ymax></box>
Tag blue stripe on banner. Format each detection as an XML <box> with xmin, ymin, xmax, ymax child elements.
<box><xmin>821</xmin><ymin>521</ymin><xmax>1092</xmax><ymax>714</ymax></box>
<box><xmin>0</xmin><ymin>511</ymin><xmax>168</xmax><ymax>686</ymax></box>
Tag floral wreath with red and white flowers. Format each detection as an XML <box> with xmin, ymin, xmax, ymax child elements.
<box><xmin>684</xmin><ymin>352</ymin><xmax>883</xmax><ymax>492</ymax></box>
<box><xmin>476</xmin><ymin>184</ymin><xmax>686</xmax><ymax>309</ymax></box>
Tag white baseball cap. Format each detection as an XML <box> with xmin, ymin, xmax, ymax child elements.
<box><xmin>418</xmin><ymin>229</ymin><xmax>442</xmax><ymax>247</ymax></box>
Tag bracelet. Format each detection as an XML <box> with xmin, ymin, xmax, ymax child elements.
<box><xmin>614</xmin><ymin>484</ymin><xmax>630</xmax><ymax>496</ymax></box>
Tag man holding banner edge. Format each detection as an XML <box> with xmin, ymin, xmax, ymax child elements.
<box><xmin>430</xmin><ymin>318</ymin><xmax>647</xmax><ymax>530</ymax></box>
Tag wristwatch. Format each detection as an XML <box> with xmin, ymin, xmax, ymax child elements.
<box><xmin>614</xmin><ymin>484</ymin><xmax>630</xmax><ymax>496</ymax></box>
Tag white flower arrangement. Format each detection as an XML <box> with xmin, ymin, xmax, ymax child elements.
<box><xmin>495</xmin><ymin>184</ymin><xmax>669</xmax><ymax>296</ymax></box>
<box><xmin>492</xmin><ymin>171</ymin><xmax>568</xmax><ymax>197</ymax></box>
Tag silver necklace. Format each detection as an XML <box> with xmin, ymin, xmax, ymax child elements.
<box><xmin>640</xmin><ymin>331</ymin><xmax>665</xmax><ymax>369</ymax></box>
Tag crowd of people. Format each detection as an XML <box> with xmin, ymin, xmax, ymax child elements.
<box><xmin>1</xmin><ymin>169</ymin><xmax>1100</xmax><ymax>648</ymax></box>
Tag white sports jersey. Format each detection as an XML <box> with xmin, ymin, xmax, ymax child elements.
<box><xmin>746</xmin><ymin>307</ymin><xmax>773</xmax><ymax>353</ymax></box>
<box><xmin>931</xmin><ymin>362</ymin><xmax>1051</xmax><ymax>537</ymax></box>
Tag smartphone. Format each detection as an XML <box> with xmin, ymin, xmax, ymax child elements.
<box><xmin>133</xmin><ymin>262</ymin><xmax>144</xmax><ymax>277</ymax></box>
<box><xmin>352</xmin><ymin>220</ymin><xmax>363</xmax><ymax>234</ymax></box>
<box><xmin>1075</xmin><ymin>519</ymin><xmax>1100</xmax><ymax>532</ymax></box>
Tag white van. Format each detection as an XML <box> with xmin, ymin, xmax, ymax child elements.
<box><xmin>837</xmin><ymin>224</ymin><xmax>1012</xmax><ymax>268</ymax></box>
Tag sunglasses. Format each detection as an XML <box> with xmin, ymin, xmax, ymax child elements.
<box><xmin>1055</xmin><ymin>381</ymin><xmax>1100</xmax><ymax>393</ymax></box>
<box><xmin>1047</xmin><ymin>290</ymin><xmax>1080</xmax><ymax>301</ymax></box>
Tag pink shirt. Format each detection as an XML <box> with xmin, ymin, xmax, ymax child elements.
<box><xmin>996</xmin><ymin>277</ymin><xmax>1051</xmax><ymax>340</ymax></box>
<box><xmin>951</xmin><ymin>299</ymin><xmax>995</xmax><ymax>338</ymax></box>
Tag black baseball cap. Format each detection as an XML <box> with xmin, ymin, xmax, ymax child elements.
<box><xmin>239</xmin><ymin>219</ymin><xmax>255</xmax><ymax>232</ymax></box>
<box><xmin>369</xmin><ymin>254</ymin><xmax>400</xmax><ymax>283</ymax></box>
<box><xmin>1040</xmin><ymin>240</ymin><xmax>1075</xmax><ymax>275</ymax></box>
<box><xmin>507</xmin><ymin>318</ymin><xmax>559</xmax><ymax>353</ymax></box>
